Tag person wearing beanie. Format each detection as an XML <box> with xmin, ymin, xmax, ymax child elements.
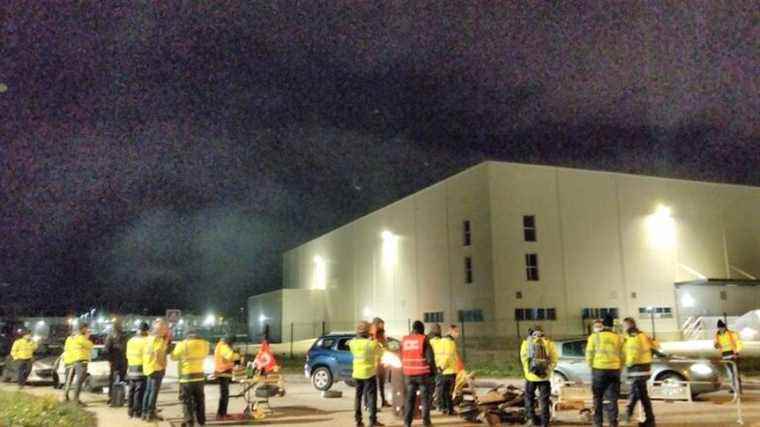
<box><xmin>349</xmin><ymin>321</ymin><xmax>384</xmax><ymax>427</ymax></box>
<box><xmin>586</xmin><ymin>314</ymin><xmax>624</xmax><ymax>427</ymax></box>
<box><xmin>401</xmin><ymin>320</ymin><xmax>436</xmax><ymax>427</ymax></box>
<box><xmin>126</xmin><ymin>321</ymin><xmax>150</xmax><ymax>418</ymax></box>
<box><xmin>714</xmin><ymin>319</ymin><xmax>743</xmax><ymax>394</ymax></box>
<box><xmin>520</xmin><ymin>325</ymin><xmax>558</xmax><ymax>427</ymax></box>
<box><xmin>621</xmin><ymin>317</ymin><xmax>663</xmax><ymax>426</ymax></box>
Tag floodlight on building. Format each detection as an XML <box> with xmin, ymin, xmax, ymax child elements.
<box><xmin>646</xmin><ymin>204</ymin><xmax>676</xmax><ymax>248</ymax></box>
<box><xmin>681</xmin><ymin>293</ymin><xmax>696</xmax><ymax>308</ymax></box>
<box><xmin>381</xmin><ymin>230</ymin><xmax>394</xmax><ymax>241</ymax></box>
<box><xmin>259</xmin><ymin>314</ymin><xmax>268</xmax><ymax>323</ymax></box>
<box><xmin>97</xmin><ymin>317</ymin><xmax>105</xmax><ymax>324</ymax></box>
<box><xmin>313</xmin><ymin>255</ymin><xmax>327</xmax><ymax>290</ymax></box>
<box><xmin>203</xmin><ymin>314</ymin><xmax>216</xmax><ymax>327</ymax></box>
<box><xmin>36</xmin><ymin>320</ymin><xmax>45</xmax><ymax>327</ymax></box>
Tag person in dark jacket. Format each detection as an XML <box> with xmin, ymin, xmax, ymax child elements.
<box><xmin>104</xmin><ymin>318</ymin><xmax>128</xmax><ymax>406</ymax></box>
<box><xmin>401</xmin><ymin>320</ymin><xmax>436</xmax><ymax>427</ymax></box>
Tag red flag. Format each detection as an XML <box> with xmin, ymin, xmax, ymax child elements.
<box><xmin>255</xmin><ymin>340</ymin><xmax>277</xmax><ymax>373</ymax></box>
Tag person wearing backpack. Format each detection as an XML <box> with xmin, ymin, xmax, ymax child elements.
<box><xmin>519</xmin><ymin>325</ymin><xmax>558</xmax><ymax>427</ymax></box>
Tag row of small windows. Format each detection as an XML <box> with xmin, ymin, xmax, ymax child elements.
<box><xmin>463</xmin><ymin>215</ymin><xmax>538</xmax><ymax>246</ymax></box>
<box><xmin>424</xmin><ymin>311</ymin><xmax>444</xmax><ymax>323</ymax></box>
<box><xmin>458</xmin><ymin>309</ymin><xmax>484</xmax><ymax>322</ymax></box>
<box><xmin>582</xmin><ymin>307</ymin><xmax>620</xmax><ymax>319</ymax></box>
<box><xmin>515</xmin><ymin>307</ymin><xmax>557</xmax><ymax>321</ymax></box>
<box><xmin>638</xmin><ymin>306</ymin><xmax>673</xmax><ymax>319</ymax></box>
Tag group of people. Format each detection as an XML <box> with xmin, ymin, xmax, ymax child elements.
<box><xmin>7</xmin><ymin>318</ymin><xmax>244</xmax><ymax>427</ymax></box>
<box><xmin>349</xmin><ymin>317</ymin><xmax>462</xmax><ymax>427</ymax></box>
<box><xmin>522</xmin><ymin>316</ymin><xmax>744</xmax><ymax>427</ymax></box>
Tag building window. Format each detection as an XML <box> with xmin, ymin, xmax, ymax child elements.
<box><xmin>515</xmin><ymin>307</ymin><xmax>557</xmax><ymax>321</ymax></box>
<box><xmin>424</xmin><ymin>312</ymin><xmax>444</xmax><ymax>323</ymax></box>
<box><xmin>525</xmin><ymin>253</ymin><xmax>539</xmax><ymax>281</ymax></box>
<box><xmin>464</xmin><ymin>256</ymin><xmax>473</xmax><ymax>284</ymax></box>
<box><xmin>515</xmin><ymin>291</ymin><xmax>523</xmax><ymax>299</ymax></box>
<box><xmin>631</xmin><ymin>292</ymin><xmax>637</xmax><ymax>299</ymax></box>
<box><xmin>458</xmin><ymin>309</ymin><xmax>484</xmax><ymax>322</ymax></box>
<box><xmin>720</xmin><ymin>290</ymin><xmax>727</xmax><ymax>301</ymax></box>
<box><xmin>638</xmin><ymin>306</ymin><xmax>673</xmax><ymax>319</ymax></box>
<box><xmin>582</xmin><ymin>307</ymin><xmax>620</xmax><ymax>319</ymax></box>
<box><xmin>523</xmin><ymin>215</ymin><xmax>537</xmax><ymax>242</ymax></box>
<box><xmin>463</xmin><ymin>220</ymin><xmax>472</xmax><ymax>246</ymax></box>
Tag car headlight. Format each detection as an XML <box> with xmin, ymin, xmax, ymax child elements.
<box><xmin>691</xmin><ymin>363</ymin><xmax>713</xmax><ymax>376</ymax></box>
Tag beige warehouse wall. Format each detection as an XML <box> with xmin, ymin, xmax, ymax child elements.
<box><xmin>280</xmin><ymin>161</ymin><xmax>760</xmax><ymax>342</ymax></box>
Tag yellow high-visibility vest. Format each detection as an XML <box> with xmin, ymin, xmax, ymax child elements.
<box><xmin>715</xmin><ymin>330</ymin><xmax>743</xmax><ymax>356</ymax></box>
<box><xmin>69</xmin><ymin>334</ymin><xmax>94</xmax><ymax>363</ymax></box>
<box><xmin>586</xmin><ymin>331</ymin><xmax>623</xmax><ymax>370</ymax></box>
<box><xmin>62</xmin><ymin>336</ymin><xmax>77</xmax><ymax>366</ymax></box>
<box><xmin>349</xmin><ymin>337</ymin><xmax>379</xmax><ymax>380</ymax></box>
<box><xmin>432</xmin><ymin>337</ymin><xmax>458</xmax><ymax>375</ymax></box>
<box><xmin>214</xmin><ymin>341</ymin><xmax>240</xmax><ymax>377</ymax></box>
<box><xmin>171</xmin><ymin>338</ymin><xmax>210</xmax><ymax>383</ymax></box>
<box><xmin>126</xmin><ymin>334</ymin><xmax>148</xmax><ymax>377</ymax></box>
<box><xmin>10</xmin><ymin>337</ymin><xmax>37</xmax><ymax>360</ymax></box>
<box><xmin>520</xmin><ymin>337</ymin><xmax>559</xmax><ymax>382</ymax></box>
<box><xmin>624</xmin><ymin>332</ymin><xmax>656</xmax><ymax>367</ymax></box>
<box><xmin>143</xmin><ymin>336</ymin><xmax>168</xmax><ymax>376</ymax></box>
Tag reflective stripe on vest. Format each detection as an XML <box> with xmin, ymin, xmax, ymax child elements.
<box><xmin>402</xmin><ymin>335</ymin><xmax>431</xmax><ymax>376</ymax></box>
<box><xmin>127</xmin><ymin>365</ymin><xmax>144</xmax><ymax>379</ymax></box>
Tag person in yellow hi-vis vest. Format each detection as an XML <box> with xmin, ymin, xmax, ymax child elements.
<box><xmin>171</xmin><ymin>328</ymin><xmax>210</xmax><ymax>427</ymax></box>
<box><xmin>520</xmin><ymin>325</ymin><xmax>558</xmax><ymax>427</ymax></box>
<box><xmin>430</xmin><ymin>324</ymin><xmax>459</xmax><ymax>416</ymax></box>
<box><xmin>586</xmin><ymin>315</ymin><xmax>624</xmax><ymax>427</ymax></box>
<box><xmin>10</xmin><ymin>328</ymin><xmax>38</xmax><ymax>389</ymax></box>
<box><xmin>622</xmin><ymin>317</ymin><xmax>664</xmax><ymax>426</ymax></box>
<box><xmin>214</xmin><ymin>335</ymin><xmax>240</xmax><ymax>420</ymax></box>
<box><xmin>349</xmin><ymin>321</ymin><xmax>384</xmax><ymax>427</ymax></box>
<box><xmin>714</xmin><ymin>319</ymin><xmax>743</xmax><ymax>394</ymax></box>
<box><xmin>141</xmin><ymin>319</ymin><xmax>169</xmax><ymax>421</ymax></box>
<box><xmin>126</xmin><ymin>322</ymin><xmax>150</xmax><ymax>418</ymax></box>
<box><xmin>64</xmin><ymin>323</ymin><xmax>94</xmax><ymax>405</ymax></box>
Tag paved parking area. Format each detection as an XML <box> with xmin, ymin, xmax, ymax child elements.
<box><xmin>3</xmin><ymin>375</ymin><xmax>759</xmax><ymax>426</ymax></box>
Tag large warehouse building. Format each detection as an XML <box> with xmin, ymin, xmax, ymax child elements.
<box><xmin>249</xmin><ymin>162</ymin><xmax>760</xmax><ymax>342</ymax></box>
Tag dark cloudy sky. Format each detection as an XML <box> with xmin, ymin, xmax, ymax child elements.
<box><xmin>1</xmin><ymin>2</ymin><xmax>757</xmax><ymax>316</ymax></box>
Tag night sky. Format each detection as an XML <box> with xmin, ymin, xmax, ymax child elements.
<box><xmin>1</xmin><ymin>2</ymin><xmax>757</xmax><ymax>317</ymax></box>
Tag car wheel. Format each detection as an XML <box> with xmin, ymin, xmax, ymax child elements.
<box><xmin>52</xmin><ymin>372</ymin><xmax>60</xmax><ymax>389</ymax></box>
<box><xmin>311</xmin><ymin>367</ymin><xmax>333</xmax><ymax>391</ymax></box>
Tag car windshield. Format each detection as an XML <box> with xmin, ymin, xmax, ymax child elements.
<box><xmin>562</xmin><ymin>340</ymin><xmax>586</xmax><ymax>357</ymax></box>
<box><xmin>336</xmin><ymin>338</ymin><xmax>351</xmax><ymax>351</ymax></box>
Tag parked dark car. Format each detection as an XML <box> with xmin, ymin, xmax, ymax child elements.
<box><xmin>305</xmin><ymin>332</ymin><xmax>400</xmax><ymax>391</ymax></box>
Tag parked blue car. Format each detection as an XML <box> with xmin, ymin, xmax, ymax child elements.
<box><xmin>305</xmin><ymin>332</ymin><xmax>401</xmax><ymax>391</ymax></box>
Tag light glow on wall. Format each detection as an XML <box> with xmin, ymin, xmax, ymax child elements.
<box><xmin>681</xmin><ymin>292</ymin><xmax>696</xmax><ymax>308</ymax></box>
<box><xmin>646</xmin><ymin>204</ymin><xmax>676</xmax><ymax>249</ymax></box>
<box><xmin>362</xmin><ymin>306</ymin><xmax>373</xmax><ymax>319</ymax></box>
<box><xmin>313</xmin><ymin>255</ymin><xmax>327</xmax><ymax>290</ymax></box>
<box><xmin>381</xmin><ymin>230</ymin><xmax>398</xmax><ymax>268</ymax></box>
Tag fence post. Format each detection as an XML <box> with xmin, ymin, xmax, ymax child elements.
<box><xmin>290</xmin><ymin>323</ymin><xmax>294</xmax><ymax>358</ymax></box>
<box><xmin>408</xmin><ymin>318</ymin><xmax>411</xmax><ymax>333</ymax></box>
<box><xmin>516</xmin><ymin>319</ymin><xmax>521</xmax><ymax>339</ymax></box>
<box><xmin>460</xmin><ymin>319</ymin><xmax>466</xmax><ymax>363</ymax></box>
<box><xmin>321</xmin><ymin>321</ymin><xmax>326</xmax><ymax>336</ymax></box>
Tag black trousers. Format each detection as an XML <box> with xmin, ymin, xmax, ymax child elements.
<box><xmin>108</xmin><ymin>362</ymin><xmax>126</xmax><ymax>403</ymax></box>
<box><xmin>127</xmin><ymin>377</ymin><xmax>146</xmax><ymax>417</ymax></box>
<box><xmin>525</xmin><ymin>380</ymin><xmax>551</xmax><ymax>427</ymax></box>
<box><xmin>626</xmin><ymin>376</ymin><xmax>654</xmax><ymax>425</ymax></box>
<box><xmin>404</xmin><ymin>374</ymin><xmax>433</xmax><ymax>427</ymax></box>
<box><xmin>180</xmin><ymin>381</ymin><xmax>206</xmax><ymax>426</ymax></box>
<box><xmin>217</xmin><ymin>376</ymin><xmax>231</xmax><ymax>416</ymax></box>
<box><xmin>355</xmin><ymin>376</ymin><xmax>378</xmax><ymax>424</ymax></box>
<box><xmin>16</xmin><ymin>360</ymin><xmax>32</xmax><ymax>387</ymax></box>
<box><xmin>592</xmin><ymin>369</ymin><xmax>621</xmax><ymax>427</ymax></box>
<box><xmin>436</xmin><ymin>373</ymin><xmax>456</xmax><ymax>414</ymax></box>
